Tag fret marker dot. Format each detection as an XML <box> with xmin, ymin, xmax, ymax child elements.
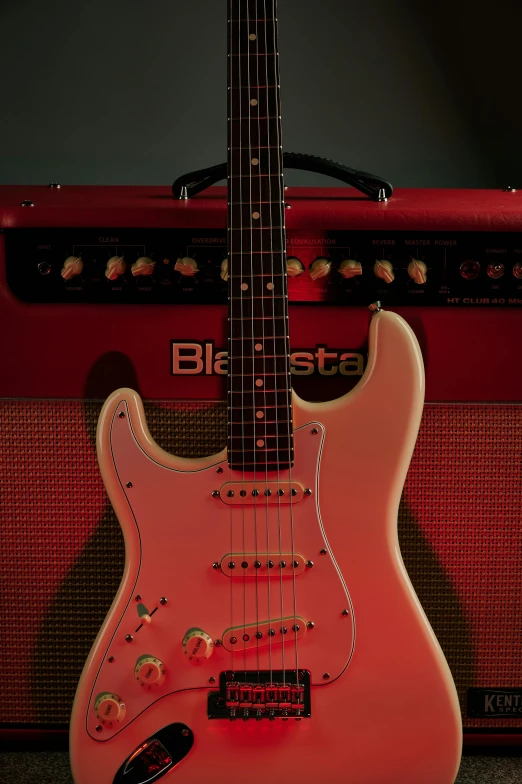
<box><xmin>251</xmin><ymin>157</ymin><xmax>259</xmax><ymax>166</ymax></box>
<box><xmin>256</xmin><ymin>411</ymin><xmax>264</xmax><ymax>419</ymax></box>
<box><xmin>250</xmin><ymin>98</ymin><xmax>258</xmax><ymax>106</ymax></box>
<box><xmin>255</xmin><ymin>343</ymin><xmax>262</xmax><ymax>351</ymax></box>
<box><xmin>255</xmin><ymin>379</ymin><xmax>263</xmax><ymax>387</ymax></box>
<box><xmin>252</xmin><ymin>211</ymin><xmax>260</xmax><ymax>219</ymax></box>
<box><xmin>257</xmin><ymin>439</ymin><xmax>265</xmax><ymax>447</ymax></box>
<box><xmin>249</xmin><ymin>33</ymin><xmax>256</xmax><ymax>40</ymax></box>
<box><xmin>241</xmin><ymin>282</ymin><xmax>248</xmax><ymax>291</ymax></box>
<box><xmin>266</xmin><ymin>282</ymin><xmax>274</xmax><ymax>290</ymax></box>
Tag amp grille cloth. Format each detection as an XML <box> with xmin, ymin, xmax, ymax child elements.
<box><xmin>1</xmin><ymin>400</ymin><xmax>521</xmax><ymax>727</ymax></box>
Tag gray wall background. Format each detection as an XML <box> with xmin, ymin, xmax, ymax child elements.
<box><xmin>1</xmin><ymin>0</ymin><xmax>520</xmax><ymax>188</ymax></box>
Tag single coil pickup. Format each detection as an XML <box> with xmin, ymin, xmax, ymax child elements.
<box><xmin>208</xmin><ymin>670</ymin><xmax>311</xmax><ymax>721</ymax></box>
<box><xmin>218</xmin><ymin>480</ymin><xmax>304</xmax><ymax>504</ymax></box>
<box><xmin>221</xmin><ymin>616</ymin><xmax>306</xmax><ymax>652</ymax></box>
<box><xmin>220</xmin><ymin>553</ymin><xmax>306</xmax><ymax>577</ymax></box>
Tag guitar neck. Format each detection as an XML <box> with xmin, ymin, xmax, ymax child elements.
<box><xmin>227</xmin><ymin>0</ymin><xmax>293</xmax><ymax>472</ymax></box>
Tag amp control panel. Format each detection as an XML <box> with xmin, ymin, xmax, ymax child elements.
<box><xmin>6</xmin><ymin>227</ymin><xmax>522</xmax><ymax>306</ymax></box>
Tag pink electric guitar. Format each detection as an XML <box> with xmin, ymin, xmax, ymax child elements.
<box><xmin>70</xmin><ymin>2</ymin><xmax>462</xmax><ymax>782</ymax></box>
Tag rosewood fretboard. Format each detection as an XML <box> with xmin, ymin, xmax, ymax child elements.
<box><xmin>227</xmin><ymin>0</ymin><xmax>293</xmax><ymax>472</ymax></box>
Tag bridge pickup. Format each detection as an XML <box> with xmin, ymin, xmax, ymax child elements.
<box><xmin>218</xmin><ymin>480</ymin><xmax>305</xmax><ymax>504</ymax></box>
<box><xmin>220</xmin><ymin>553</ymin><xmax>306</xmax><ymax>577</ymax></box>
<box><xmin>208</xmin><ymin>670</ymin><xmax>311</xmax><ymax>721</ymax></box>
<box><xmin>221</xmin><ymin>616</ymin><xmax>307</xmax><ymax>652</ymax></box>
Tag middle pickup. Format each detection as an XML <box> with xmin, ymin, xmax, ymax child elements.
<box><xmin>219</xmin><ymin>553</ymin><xmax>307</xmax><ymax>578</ymax></box>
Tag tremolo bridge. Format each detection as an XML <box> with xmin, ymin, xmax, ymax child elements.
<box><xmin>208</xmin><ymin>670</ymin><xmax>311</xmax><ymax>721</ymax></box>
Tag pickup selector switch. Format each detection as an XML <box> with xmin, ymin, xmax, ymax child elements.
<box><xmin>374</xmin><ymin>260</ymin><xmax>394</xmax><ymax>283</ymax></box>
<box><xmin>309</xmin><ymin>258</ymin><xmax>331</xmax><ymax>281</ymax></box>
<box><xmin>339</xmin><ymin>259</ymin><xmax>362</xmax><ymax>279</ymax></box>
<box><xmin>61</xmin><ymin>256</ymin><xmax>83</xmax><ymax>280</ymax></box>
<box><xmin>131</xmin><ymin>257</ymin><xmax>155</xmax><ymax>277</ymax></box>
<box><xmin>105</xmin><ymin>256</ymin><xmax>126</xmax><ymax>280</ymax></box>
<box><xmin>407</xmin><ymin>259</ymin><xmax>427</xmax><ymax>284</ymax></box>
<box><xmin>175</xmin><ymin>257</ymin><xmax>198</xmax><ymax>276</ymax></box>
<box><xmin>135</xmin><ymin>655</ymin><xmax>166</xmax><ymax>688</ymax></box>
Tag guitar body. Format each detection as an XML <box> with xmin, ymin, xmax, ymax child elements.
<box><xmin>70</xmin><ymin>310</ymin><xmax>462</xmax><ymax>784</ymax></box>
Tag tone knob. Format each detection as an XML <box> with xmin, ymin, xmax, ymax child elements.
<box><xmin>61</xmin><ymin>256</ymin><xmax>83</xmax><ymax>280</ymax></box>
<box><xmin>374</xmin><ymin>260</ymin><xmax>394</xmax><ymax>283</ymax></box>
<box><xmin>105</xmin><ymin>256</ymin><xmax>126</xmax><ymax>280</ymax></box>
<box><xmin>339</xmin><ymin>259</ymin><xmax>362</xmax><ymax>279</ymax></box>
<box><xmin>309</xmin><ymin>257</ymin><xmax>331</xmax><ymax>281</ymax></box>
<box><xmin>487</xmin><ymin>262</ymin><xmax>504</xmax><ymax>279</ymax></box>
<box><xmin>131</xmin><ymin>257</ymin><xmax>156</xmax><ymax>277</ymax></box>
<box><xmin>460</xmin><ymin>260</ymin><xmax>480</xmax><ymax>280</ymax></box>
<box><xmin>175</xmin><ymin>257</ymin><xmax>199</xmax><ymax>276</ymax></box>
<box><xmin>286</xmin><ymin>256</ymin><xmax>304</xmax><ymax>277</ymax></box>
<box><xmin>513</xmin><ymin>262</ymin><xmax>522</xmax><ymax>280</ymax></box>
<box><xmin>94</xmin><ymin>692</ymin><xmax>126</xmax><ymax>724</ymax></box>
<box><xmin>135</xmin><ymin>655</ymin><xmax>166</xmax><ymax>688</ymax></box>
<box><xmin>407</xmin><ymin>259</ymin><xmax>427</xmax><ymax>285</ymax></box>
<box><xmin>182</xmin><ymin>628</ymin><xmax>214</xmax><ymax>661</ymax></box>
<box><xmin>220</xmin><ymin>258</ymin><xmax>229</xmax><ymax>282</ymax></box>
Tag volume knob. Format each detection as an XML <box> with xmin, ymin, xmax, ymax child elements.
<box><xmin>175</xmin><ymin>257</ymin><xmax>199</xmax><ymax>276</ymax></box>
<box><xmin>309</xmin><ymin>257</ymin><xmax>331</xmax><ymax>281</ymax></box>
<box><xmin>94</xmin><ymin>692</ymin><xmax>126</xmax><ymax>724</ymax></box>
<box><xmin>131</xmin><ymin>257</ymin><xmax>155</xmax><ymax>277</ymax></box>
<box><xmin>105</xmin><ymin>256</ymin><xmax>126</xmax><ymax>280</ymax></box>
<box><xmin>374</xmin><ymin>260</ymin><xmax>394</xmax><ymax>283</ymax></box>
<box><xmin>135</xmin><ymin>655</ymin><xmax>166</xmax><ymax>688</ymax></box>
<box><xmin>339</xmin><ymin>259</ymin><xmax>362</xmax><ymax>279</ymax></box>
<box><xmin>61</xmin><ymin>256</ymin><xmax>83</xmax><ymax>280</ymax></box>
<box><xmin>407</xmin><ymin>259</ymin><xmax>427</xmax><ymax>284</ymax></box>
<box><xmin>182</xmin><ymin>628</ymin><xmax>214</xmax><ymax>661</ymax></box>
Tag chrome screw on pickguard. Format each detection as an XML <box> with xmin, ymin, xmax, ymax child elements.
<box><xmin>306</xmin><ymin>621</ymin><xmax>315</xmax><ymax>629</ymax></box>
<box><xmin>305</xmin><ymin>560</ymin><xmax>314</xmax><ymax>569</ymax></box>
<box><xmin>311</xmin><ymin>428</ymin><xmax>318</xmax><ymax>435</ymax></box>
<box><xmin>342</xmin><ymin>609</ymin><xmax>350</xmax><ymax>617</ymax></box>
<box><xmin>212</xmin><ymin>562</ymin><xmax>220</xmax><ymax>570</ymax></box>
<box><xmin>135</xmin><ymin>595</ymin><xmax>141</xmax><ymax>601</ymax></box>
<box><xmin>126</xmin><ymin>482</ymin><xmax>133</xmax><ymax>488</ymax></box>
<box><xmin>160</xmin><ymin>597</ymin><xmax>168</xmax><ymax>605</ymax></box>
<box><xmin>216</xmin><ymin>467</ymin><xmax>223</xmax><ymax>473</ymax></box>
<box><xmin>108</xmin><ymin>656</ymin><xmax>115</xmax><ymax>663</ymax></box>
<box><xmin>323</xmin><ymin>673</ymin><xmax>330</xmax><ymax>680</ymax></box>
<box><xmin>304</xmin><ymin>488</ymin><xmax>312</xmax><ymax>496</ymax></box>
<box><xmin>212</xmin><ymin>490</ymin><xmax>220</xmax><ymax>498</ymax></box>
<box><xmin>209</xmin><ymin>677</ymin><xmax>216</xmax><ymax>684</ymax></box>
<box><xmin>96</xmin><ymin>725</ymin><xmax>102</xmax><ymax>732</ymax></box>
<box><xmin>320</xmin><ymin>548</ymin><xmax>327</xmax><ymax>555</ymax></box>
<box><xmin>118</xmin><ymin>412</ymin><xmax>125</xmax><ymax>418</ymax></box>
<box><xmin>214</xmin><ymin>639</ymin><xmax>223</xmax><ymax>647</ymax></box>
<box><xmin>125</xmin><ymin>635</ymin><xmax>133</xmax><ymax>643</ymax></box>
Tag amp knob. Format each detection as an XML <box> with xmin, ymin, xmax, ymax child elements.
<box><xmin>513</xmin><ymin>262</ymin><xmax>522</xmax><ymax>280</ymax></box>
<box><xmin>182</xmin><ymin>628</ymin><xmax>214</xmax><ymax>661</ymax></box>
<box><xmin>94</xmin><ymin>692</ymin><xmax>126</xmax><ymax>724</ymax></box>
<box><xmin>339</xmin><ymin>259</ymin><xmax>362</xmax><ymax>279</ymax></box>
<box><xmin>131</xmin><ymin>257</ymin><xmax>156</xmax><ymax>276</ymax></box>
<box><xmin>487</xmin><ymin>262</ymin><xmax>504</xmax><ymax>279</ymax></box>
<box><xmin>175</xmin><ymin>257</ymin><xmax>199</xmax><ymax>276</ymax></box>
<box><xmin>373</xmin><ymin>260</ymin><xmax>394</xmax><ymax>283</ymax></box>
<box><xmin>61</xmin><ymin>256</ymin><xmax>83</xmax><ymax>280</ymax></box>
<box><xmin>220</xmin><ymin>258</ymin><xmax>229</xmax><ymax>282</ymax></box>
<box><xmin>407</xmin><ymin>259</ymin><xmax>427</xmax><ymax>284</ymax></box>
<box><xmin>460</xmin><ymin>260</ymin><xmax>480</xmax><ymax>280</ymax></box>
<box><xmin>309</xmin><ymin>257</ymin><xmax>331</xmax><ymax>280</ymax></box>
<box><xmin>286</xmin><ymin>256</ymin><xmax>304</xmax><ymax>277</ymax></box>
<box><xmin>135</xmin><ymin>655</ymin><xmax>166</xmax><ymax>688</ymax></box>
<box><xmin>105</xmin><ymin>256</ymin><xmax>126</xmax><ymax>280</ymax></box>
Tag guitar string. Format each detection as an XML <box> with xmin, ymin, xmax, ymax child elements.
<box><xmin>228</xmin><ymin>0</ymin><xmax>235</xmax><ymax>678</ymax></box>
<box><xmin>270</xmin><ymin>0</ymin><xmax>300</xmax><ymax>689</ymax></box>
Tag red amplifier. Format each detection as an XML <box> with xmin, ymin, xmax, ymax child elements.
<box><xmin>1</xmin><ymin>184</ymin><xmax>522</xmax><ymax>743</ymax></box>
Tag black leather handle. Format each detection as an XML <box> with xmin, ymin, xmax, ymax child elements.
<box><xmin>172</xmin><ymin>153</ymin><xmax>392</xmax><ymax>201</ymax></box>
